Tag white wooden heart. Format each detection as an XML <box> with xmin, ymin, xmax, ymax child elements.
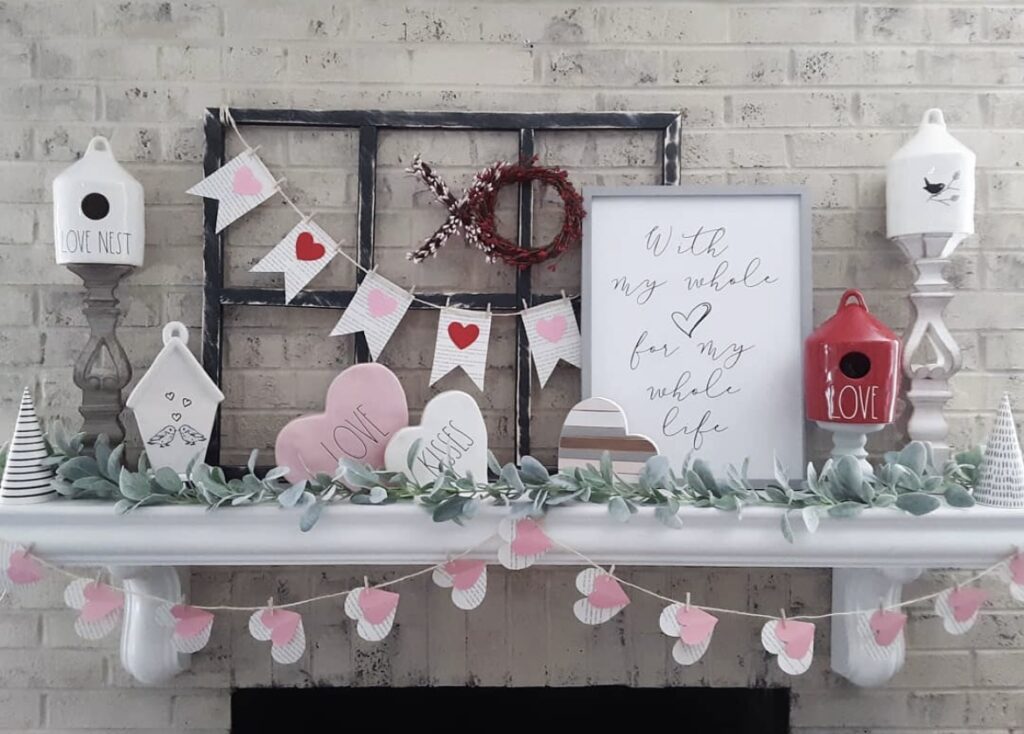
<box><xmin>384</xmin><ymin>390</ymin><xmax>488</xmax><ymax>484</ymax></box>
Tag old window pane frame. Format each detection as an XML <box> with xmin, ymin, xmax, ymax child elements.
<box><xmin>201</xmin><ymin>107</ymin><xmax>682</xmax><ymax>471</ymax></box>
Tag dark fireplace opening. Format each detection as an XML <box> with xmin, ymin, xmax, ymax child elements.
<box><xmin>232</xmin><ymin>686</ymin><xmax>790</xmax><ymax>732</ymax></box>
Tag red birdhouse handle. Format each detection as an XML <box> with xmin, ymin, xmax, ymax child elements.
<box><xmin>838</xmin><ymin>289</ymin><xmax>868</xmax><ymax>312</ymax></box>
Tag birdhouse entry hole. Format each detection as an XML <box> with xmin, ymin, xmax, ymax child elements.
<box><xmin>839</xmin><ymin>351</ymin><xmax>871</xmax><ymax>379</ymax></box>
<box><xmin>81</xmin><ymin>193</ymin><xmax>110</xmax><ymax>221</ymax></box>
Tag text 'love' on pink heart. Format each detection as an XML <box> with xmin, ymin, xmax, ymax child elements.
<box><xmin>949</xmin><ymin>587</ymin><xmax>988</xmax><ymax>622</ymax></box>
<box><xmin>589</xmin><ymin>574</ymin><xmax>630</xmax><ymax>610</ymax></box>
<box><xmin>171</xmin><ymin>605</ymin><xmax>214</xmax><ymax>639</ymax></box>
<box><xmin>869</xmin><ymin>609</ymin><xmax>906</xmax><ymax>647</ymax></box>
<box><xmin>775</xmin><ymin>619</ymin><xmax>815</xmax><ymax>660</ymax></box>
<box><xmin>261</xmin><ymin>609</ymin><xmax>301</xmax><ymax>647</ymax></box>
<box><xmin>535</xmin><ymin>315</ymin><xmax>566</xmax><ymax>343</ymax></box>
<box><xmin>510</xmin><ymin>518</ymin><xmax>553</xmax><ymax>557</ymax></box>
<box><xmin>7</xmin><ymin>550</ymin><xmax>42</xmax><ymax>585</ymax></box>
<box><xmin>232</xmin><ymin>165</ymin><xmax>263</xmax><ymax>196</ymax></box>
<box><xmin>444</xmin><ymin>559</ymin><xmax>485</xmax><ymax>590</ymax></box>
<box><xmin>676</xmin><ymin>606</ymin><xmax>718</xmax><ymax>645</ymax></box>
<box><xmin>359</xmin><ymin>588</ymin><xmax>400</xmax><ymax>625</ymax></box>
<box><xmin>81</xmin><ymin>582</ymin><xmax>124</xmax><ymax>623</ymax></box>
<box><xmin>367</xmin><ymin>288</ymin><xmax>397</xmax><ymax>318</ymax></box>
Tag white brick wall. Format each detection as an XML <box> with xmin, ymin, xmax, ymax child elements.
<box><xmin>2</xmin><ymin>1</ymin><xmax>1024</xmax><ymax>730</ymax></box>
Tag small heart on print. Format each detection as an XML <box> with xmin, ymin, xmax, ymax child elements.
<box><xmin>949</xmin><ymin>587</ymin><xmax>988</xmax><ymax>622</ymax></box>
<box><xmin>358</xmin><ymin>587</ymin><xmax>400</xmax><ymax>625</ymax></box>
<box><xmin>7</xmin><ymin>549</ymin><xmax>42</xmax><ymax>586</ymax></box>
<box><xmin>182</xmin><ymin>398</ymin><xmax>192</xmax><ymax>408</ymax></box>
<box><xmin>164</xmin><ymin>392</ymin><xmax>175</xmax><ymax>401</ymax></box>
<box><xmin>676</xmin><ymin>606</ymin><xmax>719</xmax><ymax>646</ymax></box>
<box><xmin>80</xmin><ymin>582</ymin><xmax>124</xmax><ymax>623</ymax></box>
<box><xmin>447</xmin><ymin>322</ymin><xmax>480</xmax><ymax>350</ymax></box>
<box><xmin>170</xmin><ymin>605</ymin><xmax>214</xmax><ymax>639</ymax></box>
<box><xmin>232</xmin><ymin>165</ymin><xmax>263</xmax><ymax>196</ymax></box>
<box><xmin>510</xmin><ymin>518</ymin><xmax>552</xmax><ymax>557</ymax></box>
<box><xmin>260</xmin><ymin>608</ymin><xmax>301</xmax><ymax>647</ymax></box>
<box><xmin>443</xmin><ymin>559</ymin><xmax>486</xmax><ymax>591</ymax></box>
<box><xmin>367</xmin><ymin>288</ymin><xmax>397</xmax><ymax>318</ymax></box>
<box><xmin>295</xmin><ymin>231</ymin><xmax>326</xmax><ymax>261</ymax></box>
<box><xmin>1009</xmin><ymin>554</ymin><xmax>1024</xmax><ymax>584</ymax></box>
<box><xmin>171</xmin><ymin>412</ymin><xmax>182</xmax><ymax>422</ymax></box>
<box><xmin>671</xmin><ymin>302</ymin><xmax>712</xmax><ymax>338</ymax></box>
<box><xmin>869</xmin><ymin>609</ymin><xmax>907</xmax><ymax>647</ymax></box>
<box><xmin>588</xmin><ymin>574</ymin><xmax>630</xmax><ymax>610</ymax></box>
<box><xmin>774</xmin><ymin>619</ymin><xmax>815</xmax><ymax>659</ymax></box>
<box><xmin>535</xmin><ymin>315</ymin><xmax>566</xmax><ymax>344</ymax></box>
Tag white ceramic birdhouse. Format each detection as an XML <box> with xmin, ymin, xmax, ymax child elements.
<box><xmin>53</xmin><ymin>136</ymin><xmax>145</xmax><ymax>266</ymax></box>
<box><xmin>886</xmin><ymin>109</ymin><xmax>975</xmax><ymax>245</ymax></box>
<box><xmin>126</xmin><ymin>322</ymin><xmax>223</xmax><ymax>474</ymax></box>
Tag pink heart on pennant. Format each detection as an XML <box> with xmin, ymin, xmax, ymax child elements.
<box><xmin>510</xmin><ymin>518</ymin><xmax>552</xmax><ymax>557</ymax></box>
<box><xmin>588</xmin><ymin>574</ymin><xmax>629</xmax><ymax>610</ymax></box>
<box><xmin>232</xmin><ymin>165</ymin><xmax>263</xmax><ymax>195</ymax></box>
<box><xmin>7</xmin><ymin>550</ymin><xmax>42</xmax><ymax>585</ymax></box>
<box><xmin>274</xmin><ymin>364</ymin><xmax>409</xmax><ymax>483</ymax></box>
<box><xmin>80</xmin><ymin>582</ymin><xmax>124</xmax><ymax>623</ymax></box>
<box><xmin>869</xmin><ymin>609</ymin><xmax>907</xmax><ymax>647</ymax></box>
<box><xmin>535</xmin><ymin>315</ymin><xmax>566</xmax><ymax>344</ymax></box>
<box><xmin>261</xmin><ymin>609</ymin><xmax>301</xmax><ymax>647</ymax></box>
<box><xmin>171</xmin><ymin>605</ymin><xmax>214</xmax><ymax>639</ymax></box>
<box><xmin>367</xmin><ymin>288</ymin><xmax>397</xmax><ymax>318</ymax></box>
<box><xmin>358</xmin><ymin>588</ymin><xmax>400</xmax><ymax>625</ymax></box>
<box><xmin>444</xmin><ymin>559</ymin><xmax>486</xmax><ymax>591</ymax></box>
<box><xmin>1009</xmin><ymin>554</ymin><xmax>1024</xmax><ymax>585</ymax></box>
<box><xmin>949</xmin><ymin>587</ymin><xmax>988</xmax><ymax>622</ymax></box>
<box><xmin>676</xmin><ymin>606</ymin><xmax>718</xmax><ymax>645</ymax></box>
<box><xmin>775</xmin><ymin>619</ymin><xmax>815</xmax><ymax>660</ymax></box>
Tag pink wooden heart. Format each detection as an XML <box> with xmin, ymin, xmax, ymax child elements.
<box><xmin>589</xmin><ymin>574</ymin><xmax>630</xmax><ymax>609</ymax></box>
<box><xmin>949</xmin><ymin>587</ymin><xmax>988</xmax><ymax>622</ymax></box>
<box><xmin>775</xmin><ymin>619</ymin><xmax>814</xmax><ymax>659</ymax></box>
<box><xmin>676</xmin><ymin>606</ymin><xmax>718</xmax><ymax>645</ymax></box>
<box><xmin>367</xmin><ymin>289</ymin><xmax>397</xmax><ymax>318</ymax></box>
<box><xmin>1009</xmin><ymin>554</ymin><xmax>1024</xmax><ymax>584</ymax></box>
<box><xmin>535</xmin><ymin>315</ymin><xmax>566</xmax><ymax>343</ymax></box>
<box><xmin>444</xmin><ymin>559</ymin><xmax>485</xmax><ymax>590</ymax></box>
<box><xmin>7</xmin><ymin>549</ymin><xmax>42</xmax><ymax>585</ymax></box>
<box><xmin>510</xmin><ymin>518</ymin><xmax>552</xmax><ymax>556</ymax></box>
<box><xmin>359</xmin><ymin>588</ymin><xmax>400</xmax><ymax>625</ymax></box>
<box><xmin>80</xmin><ymin>582</ymin><xmax>124</xmax><ymax>622</ymax></box>
<box><xmin>261</xmin><ymin>609</ymin><xmax>301</xmax><ymax>647</ymax></box>
<box><xmin>869</xmin><ymin>609</ymin><xmax>906</xmax><ymax>647</ymax></box>
<box><xmin>232</xmin><ymin>165</ymin><xmax>263</xmax><ymax>195</ymax></box>
<box><xmin>171</xmin><ymin>605</ymin><xmax>214</xmax><ymax>639</ymax></box>
<box><xmin>275</xmin><ymin>364</ymin><xmax>409</xmax><ymax>483</ymax></box>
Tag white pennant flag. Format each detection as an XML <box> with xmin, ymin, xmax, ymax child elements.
<box><xmin>329</xmin><ymin>271</ymin><xmax>413</xmax><ymax>360</ymax></box>
<box><xmin>520</xmin><ymin>298</ymin><xmax>581</xmax><ymax>388</ymax></box>
<box><xmin>250</xmin><ymin>218</ymin><xmax>340</xmax><ymax>303</ymax></box>
<box><xmin>429</xmin><ymin>307</ymin><xmax>492</xmax><ymax>390</ymax></box>
<box><xmin>186</xmin><ymin>149</ymin><xmax>277</xmax><ymax>232</ymax></box>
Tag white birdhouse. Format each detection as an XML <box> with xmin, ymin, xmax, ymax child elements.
<box><xmin>53</xmin><ymin>136</ymin><xmax>145</xmax><ymax>266</ymax></box>
<box><xmin>126</xmin><ymin>322</ymin><xmax>223</xmax><ymax>474</ymax></box>
<box><xmin>886</xmin><ymin>108</ymin><xmax>976</xmax><ymax>243</ymax></box>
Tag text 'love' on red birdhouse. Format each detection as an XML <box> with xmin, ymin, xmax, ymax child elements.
<box><xmin>805</xmin><ymin>289</ymin><xmax>901</xmax><ymax>426</ymax></box>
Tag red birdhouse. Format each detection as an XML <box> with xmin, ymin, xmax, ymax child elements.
<box><xmin>806</xmin><ymin>290</ymin><xmax>901</xmax><ymax>426</ymax></box>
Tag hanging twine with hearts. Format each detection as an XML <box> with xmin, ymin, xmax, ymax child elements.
<box><xmin>407</xmin><ymin>155</ymin><xmax>585</xmax><ymax>269</ymax></box>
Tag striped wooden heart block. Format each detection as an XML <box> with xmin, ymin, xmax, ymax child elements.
<box><xmin>557</xmin><ymin>397</ymin><xmax>659</xmax><ymax>480</ymax></box>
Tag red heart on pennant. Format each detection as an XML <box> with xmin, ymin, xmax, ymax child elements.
<box><xmin>448</xmin><ymin>322</ymin><xmax>479</xmax><ymax>350</ymax></box>
<box><xmin>295</xmin><ymin>231</ymin><xmax>326</xmax><ymax>261</ymax></box>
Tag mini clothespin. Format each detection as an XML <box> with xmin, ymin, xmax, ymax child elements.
<box><xmin>608</xmin><ymin>565</ymin><xmax>616</xmax><ymax>576</ymax></box>
<box><xmin>267</xmin><ymin>597</ymin><xmax>274</xmax><ymax>612</ymax></box>
<box><xmin>94</xmin><ymin>569</ymin><xmax>104</xmax><ymax>587</ymax></box>
<box><xmin>364</xmin><ymin>576</ymin><xmax>370</xmax><ymax>589</ymax></box>
<box><xmin>779</xmin><ymin>608</ymin><xmax>787</xmax><ymax>627</ymax></box>
<box><xmin>685</xmin><ymin>592</ymin><xmax>692</xmax><ymax>611</ymax></box>
<box><xmin>522</xmin><ymin>298</ymin><xmax>530</xmax><ymax>311</ymax></box>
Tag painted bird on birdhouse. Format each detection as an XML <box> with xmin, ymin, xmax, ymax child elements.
<box><xmin>922</xmin><ymin>177</ymin><xmax>946</xmax><ymax>195</ymax></box>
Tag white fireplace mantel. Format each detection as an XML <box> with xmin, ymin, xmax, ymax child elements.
<box><xmin>1</xmin><ymin>501</ymin><xmax>1021</xmax><ymax>687</ymax></box>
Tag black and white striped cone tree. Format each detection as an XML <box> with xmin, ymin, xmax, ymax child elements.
<box><xmin>0</xmin><ymin>388</ymin><xmax>55</xmax><ymax>504</ymax></box>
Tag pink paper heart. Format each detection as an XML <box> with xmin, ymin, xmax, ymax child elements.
<box><xmin>510</xmin><ymin>518</ymin><xmax>552</xmax><ymax>557</ymax></box>
<box><xmin>676</xmin><ymin>606</ymin><xmax>718</xmax><ymax>645</ymax></box>
<box><xmin>232</xmin><ymin>164</ymin><xmax>263</xmax><ymax>195</ymax></box>
<box><xmin>444</xmin><ymin>559</ymin><xmax>485</xmax><ymax>591</ymax></box>
<box><xmin>274</xmin><ymin>364</ymin><xmax>409</xmax><ymax>483</ymax></box>
<box><xmin>535</xmin><ymin>315</ymin><xmax>566</xmax><ymax>343</ymax></box>
<box><xmin>1009</xmin><ymin>554</ymin><xmax>1024</xmax><ymax>585</ymax></box>
<box><xmin>588</xmin><ymin>574</ymin><xmax>630</xmax><ymax>609</ymax></box>
<box><xmin>7</xmin><ymin>550</ymin><xmax>42</xmax><ymax>585</ymax></box>
<box><xmin>80</xmin><ymin>582</ymin><xmax>124</xmax><ymax>623</ymax></box>
<box><xmin>367</xmin><ymin>288</ymin><xmax>397</xmax><ymax>318</ymax></box>
<box><xmin>775</xmin><ymin>619</ymin><xmax>815</xmax><ymax>659</ymax></box>
<box><xmin>949</xmin><ymin>587</ymin><xmax>988</xmax><ymax>622</ymax></box>
<box><xmin>869</xmin><ymin>609</ymin><xmax>906</xmax><ymax>647</ymax></box>
<box><xmin>171</xmin><ymin>605</ymin><xmax>214</xmax><ymax>639</ymax></box>
<box><xmin>359</xmin><ymin>588</ymin><xmax>400</xmax><ymax>625</ymax></box>
<box><xmin>261</xmin><ymin>609</ymin><xmax>301</xmax><ymax>647</ymax></box>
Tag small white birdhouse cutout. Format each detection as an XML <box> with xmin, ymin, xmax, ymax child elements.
<box><xmin>127</xmin><ymin>322</ymin><xmax>224</xmax><ymax>474</ymax></box>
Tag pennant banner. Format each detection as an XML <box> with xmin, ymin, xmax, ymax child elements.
<box><xmin>429</xmin><ymin>307</ymin><xmax>492</xmax><ymax>390</ymax></box>
<box><xmin>520</xmin><ymin>298</ymin><xmax>582</xmax><ymax>388</ymax></box>
<box><xmin>186</xmin><ymin>149</ymin><xmax>277</xmax><ymax>232</ymax></box>
<box><xmin>329</xmin><ymin>271</ymin><xmax>414</xmax><ymax>360</ymax></box>
<box><xmin>250</xmin><ymin>218</ymin><xmax>341</xmax><ymax>303</ymax></box>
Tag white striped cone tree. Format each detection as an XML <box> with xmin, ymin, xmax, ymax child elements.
<box><xmin>0</xmin><ymin>388</ymin><xmax>55</xmax><ymax>504</ymax></box>
<box><xmin>975</xmin><ymin>393</ymin><xmax>1024</xmax><ymax>509</ymax></box>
